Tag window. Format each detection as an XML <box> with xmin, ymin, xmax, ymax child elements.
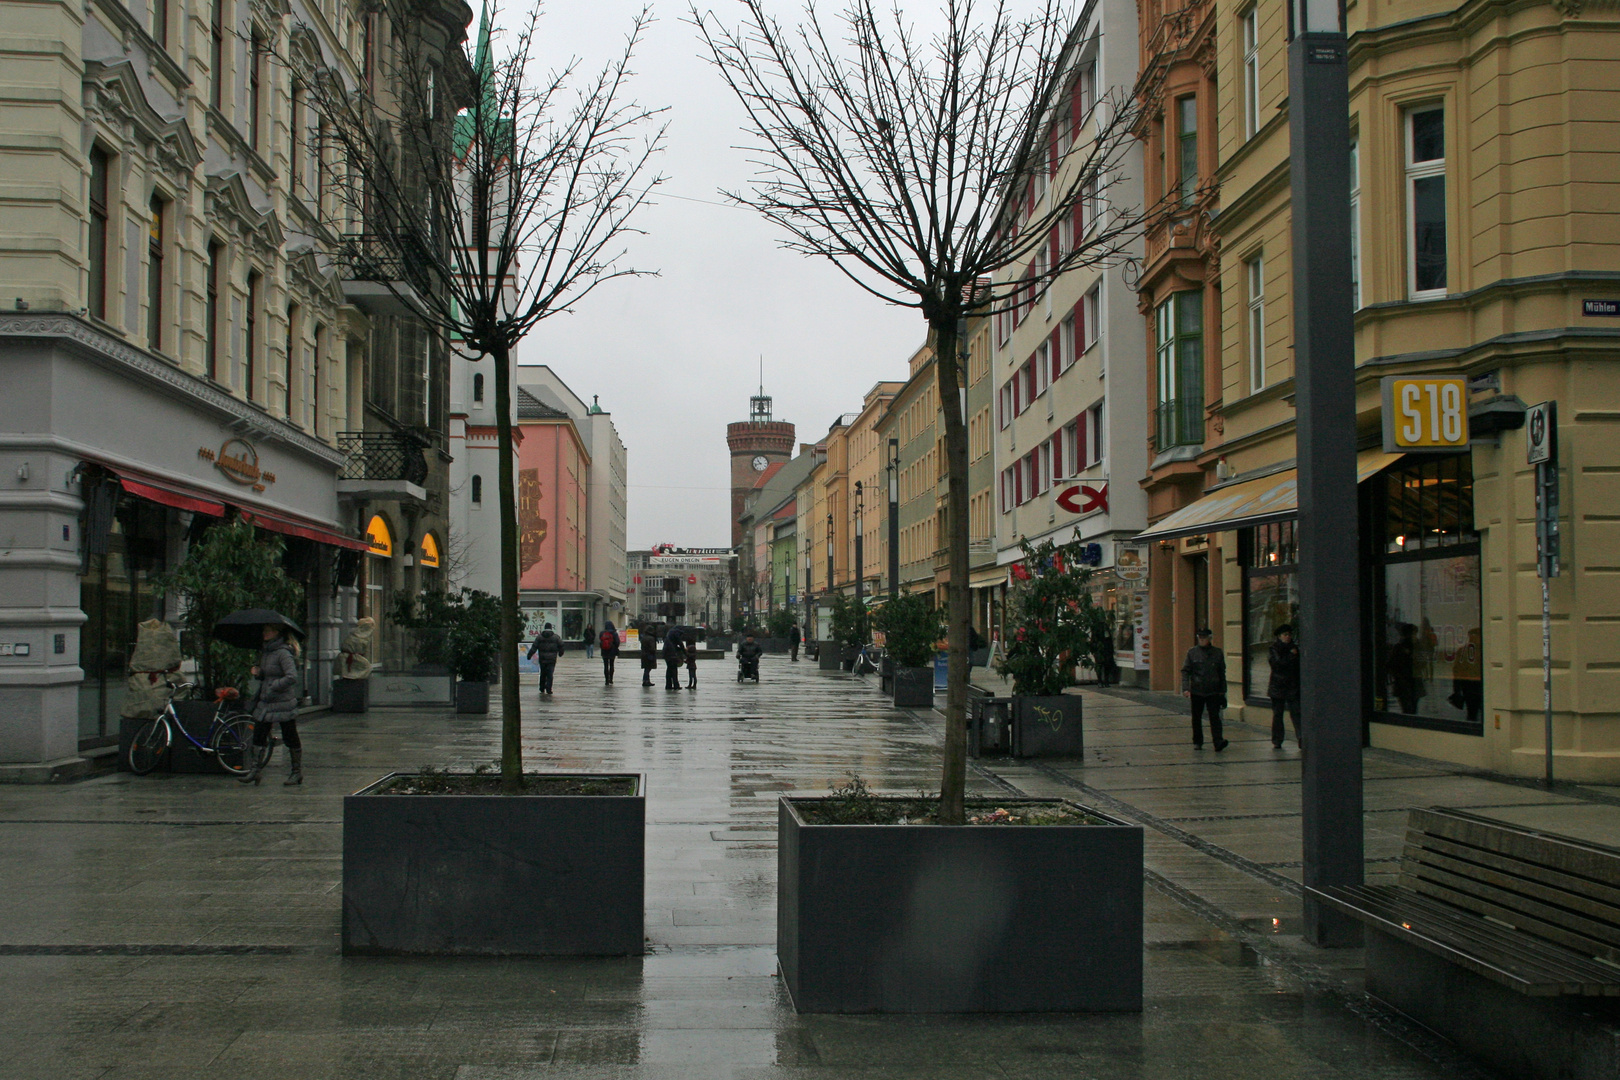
<box><xmin>310</xmin><ymin>324</ymin><xmax>323</xmax><ymax>432</ymax></box>
<box><xmin>363</xmin><ymin>13</ymin><xmax>376</xmax><ymax>93</ymax></box>
<box><xmin>285</xmin><ymin>304</ymin><xmax>299</xmax><ymax>419</ymax></box>
<box><xmin>1071</xmin><ymin>60</ymin><xmax>1096</xmax><ymax>131</ymax></box>
<box><xmin>1241</xmin><ymin>522</ymin><xmax>1298</xmax><ymax>700</ymax></box>
<box><xmin>1350</xmin><ymin>138</ymin><xmax>1362</xmax><ymax>309</ymax></box>
<box><xmin>87</xmin><ymin>148</ymin><xmax>109</xmax><ymax>321</ymax></box>
<box><xmin>1063</xmin><ymin>419</ymin><xmax>1080</xmax><ymax>473</ymax></box>
<box><xmin>314</xmin><ymin>118</ymin><xmax>328</xmax><ymax>206</ymax></box>
<box><xmin>153</xmin><ymin>0</ymin><xmax>168</xmax><ymax>49</ymax></box>
<box><xmin>249</xmin><ymin>32</ymin><xmax>264</xmax><ymax>148</ymax></box>
<box><xmin>998</xmin><ymin>383</ymin><xmax>1012</xmax><ymax>429</ymax></box>
<box><xmin>1177</xmin><ymin>96</ymin><xmax>1198</xmax><ymax>203</ymax></box>
<box><xmin>1060</xmin><ymin>314</ymin><xmax>1076</xmax><ymax>372</ymax></box>
<box><xmin>1242</xmin><ymin>9</ymin><xmax>1259</xmax><ymax>140</ymax></box>
<box><xmin>473</xmin><ymin>372</ymin><xmax>485</xmax><ymax>403</ymax></box>
<box><xmin>290</xmin><ymin>86</ymin><xmax>303</xmax><ymax>194</ymax></box>
<box><xmin>1155</xmin><ymin>290</ymin><xmax>1203</xmax><ymax>449</ymax></box>
<box><xmin>1089</xmin><ymin>402</ymin><xmax>1104</xmax><ymax>464</ymax></box>
<box><xmin>1035</xmin><ymin>341</ymin><xmax>1051</xmax><ymax>396</ymax></box>
<box><xmin>145</xmin><ymin>194</ymin><xmax>162</xmax><ymax>346</ymax></box>
<box><xmin>1406</xmin><ymin>107</ymin><xmax>1446</xmax><ymax>298</ymax></box>
<box><xmin>245</xmin><ymin>270</ymin><xmax>261</xmax><ymax>399</ymax></box>
<box><xmin>210</xmin><ymin>0</ymin><xmax>225</xmax><ymax>110</ymax></box>
<box><xmin>1246</xmin><ymin>255</ymin><xmax>1264</xmax><ymax>392</ymax></box>
<box><xmin>471</xmin><ymin>474</ymin><xmax>483</xmax><ymax>505</ymax></box>
<box><xmin>206</xmin><ymin>241</ymin><xmax>221</xmax><ymax>378</ymax></box>
<box><xmin>1083</xmin><ymin>286</ymin><xmax>1101</xmax><ymax>351</ymax></box>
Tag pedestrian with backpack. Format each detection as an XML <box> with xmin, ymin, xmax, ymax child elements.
<box><xmin>599</xmin><ymin>622</ymin><xmax>620</xmax><ymax>685</ymax></box>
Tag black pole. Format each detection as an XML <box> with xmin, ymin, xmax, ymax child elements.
<box><xmin>854</xmin><ymin>481</ymin><xmax>865</xmax><ymax>610</ymax></box>
<box><xmin>887</xmin><ymin>438</ymin><xmax>900</xmax><ymax>597</ymax></box>
<box><xmin>826</xmin><ymin>511</ymin><xmax>834</xmax><ymax>599</ymax></box>
<box><xmin>1289</xmin><ymin>7</ymin><xmax>1364</xmax><ymax>947</ymax></box>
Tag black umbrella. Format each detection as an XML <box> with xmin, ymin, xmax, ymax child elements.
<box><xmin>212</xmin><ymin>608</ymin><xmax>305</xmax><ymax>651</ymax></box>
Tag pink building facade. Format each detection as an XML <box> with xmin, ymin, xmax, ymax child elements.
<box><xmin>516</xmin><ymin>391</ymin><xmax>593</xmax><ymax>641</ymax></box>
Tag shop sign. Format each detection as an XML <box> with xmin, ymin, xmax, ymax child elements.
<box><xmin>364</xmin><ymin>514</ymin><xmax>393</xmax><ymax>557</ymax></box>
<box><xmin>198</xmin><ymin>438</ymin><xmax>276</xmax><ymax>492</ymax></box>
<box><xmin>1113</xmin><ymin>544</ymin><xmax>1147</xmax><ymax>583</ymax></box>
<box><xmin>1056</xmin><ymin>482</ymin><xmax>1108</xmax><ymax>516</ymax></box>
<box><xmin>419</xmin><ymin>533</ymin><xmax>441</xmax><ymax>569</ymax></box>
<box><xmin>1380</xmin><ymin>375</ymin><xmax>1469</xmax><ymax>452</ymax></box>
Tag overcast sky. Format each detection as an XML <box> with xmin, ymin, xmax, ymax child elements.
<box><xmin>508</xmin><ymin>2</ymin><xmax>932</xmax><ymax>551</ymax></box>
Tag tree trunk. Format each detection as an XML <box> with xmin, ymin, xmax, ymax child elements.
<box><xmin>933</xmin><ymin>315</ymin><xmax>971</xmax><ymax>826</ymax></box>
<box><xmin>491</xmin><ymin>339</ymin><xmax>524</xmax><ymax>791</ymax></box>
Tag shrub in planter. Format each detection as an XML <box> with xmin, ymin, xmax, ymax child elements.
<box><xmin>828</xmin><ymin>594</ymin><xmax>868</xmax><ymax>664</ymax></box>
<box><xmin>873</xmin><ymin>593</ymin><xmax>945</xmax><ymax>707</ymax></box>
<box><xmin>398</xmin><ymin>589</ymin><xmax>501</xmax><ymax>714</ymax></box>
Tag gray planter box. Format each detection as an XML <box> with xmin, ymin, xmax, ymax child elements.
<box><xmin>892</xmin><ymin>666</ymin><xmax>934</xmax><ymax>708</ymax></box>
<box><xmin>454</xmin><ymin>680</ymin><xmax>489</xmax><ymax>714</ymax></box>
<box><xmin>331</xmin><ymin>678</ymin><xmax>368</xmax><ymax>713</ymax></box>
<box><xmin>818</xmin><ymin>648</ymin><xmax>842</xmax><ymax>671</ymax></box>
<box><xmin>342</xmin><ymin>772</ymin><xmax>645</xmax><ymax>956</ymax></box>
<box><xmin>778</xmin><ymin>795</ymin><xmax>1142</xmax><ymax>1013</ymax></box>
<box><xmin>1013</xmin><ymin>694</ymin><xmax>1084</xmax><ymax>758</ymax></box>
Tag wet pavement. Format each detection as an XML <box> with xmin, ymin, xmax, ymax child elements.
<box><xmin>4</xmin><ymin>654</ymin><xmax>1612</xmax><ymax>1078</ymax></box>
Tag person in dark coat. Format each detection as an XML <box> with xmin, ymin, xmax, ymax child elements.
<box><xmin>639</xmin><ymin>623</ymin><xmax>659</xmax><ymax>686</ymax></box>
<box><xmin>526</xmin><ymin>623</ymin><xmax>563</xmax><ymax>696</ymax></box>
<box><xmin>788</xmin><ymin>622</ymin><xmax>802</xmax><ymax>662</ymax></box>
<box><xmin>1268</xmin><ymin>624</ymin><xmax>1302</xmax><ymax>750</ymax></box>
<box><xmin>584</xmin><ymin>624</ymin><xmax>596</xmax><ymax>660</ymax></box>
<box><xmin>598</xmin><ymin>621</ymin><xmax>619</xmax><ymax>685</ymax></box>
<box><xmin>685</xmin><ymin>629</ymin><xmax>699</xmax><ymax>689</ymax></box>
<box><xmin>241</xmin><ymin>624</ymin><xmax>303</xmax><ymax>786</ymax></box>
<box><xmin>664</xmin><ymin>625</ymin><xmax>686</xmax><ymax>690</ymax></box>
<box><xmin>1181</xmin><ymin>628</ymin><xmax>1229</xmax><ymax>751</ymax></box>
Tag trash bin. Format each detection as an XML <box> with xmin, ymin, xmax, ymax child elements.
<box><xmin>968</xmin><ymin>695</ymin><xmax>1014</xmax><ymax>758</ymax></box>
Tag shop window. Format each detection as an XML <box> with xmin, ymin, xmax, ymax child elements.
<box><xmin>1241</xmin><ymin>521</ymin><xmax>1298</xmax><ymax>701</ymax></box>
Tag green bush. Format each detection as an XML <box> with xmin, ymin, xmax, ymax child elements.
<box><xmin>996</xmin><ymin>536</ymin><xmax>1103</xmax><ymax>696</ymax></box>
<box><xmin>157</xmin><ymin>516</ymin><xmax>305</xmax><ymax>694</ymax></box>
<box><xmin>765</xmin><ymin>608</ymin><xmax>796</xmax><ymax>639</ymax></box>
<box><xmin>395</xmin><ymin>588</ymin><xmax>502</xmax><ymax>680</ymax></box>
<box><xmin>871</xmin><ymin>592</ymin><xmax>945</xmax><ymax>668</ymax></box>
<box><xmin>827</xmin><ymin>593</ymin><xmax>869</xmax><ymax>650</ymax></box>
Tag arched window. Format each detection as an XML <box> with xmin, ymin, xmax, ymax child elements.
<box><xmin>471</xmin><ymin>475</ymin><xmax>482</xmax><ymax>505</ymax></box>
<box><xmin>472</xmin><ymin>372</ymin><xmax>484</xmax><ymax>403</ymax></box>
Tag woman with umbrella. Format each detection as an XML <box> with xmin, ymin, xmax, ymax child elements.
<box><xmin>215</xmin><ymin>609</ymin><xmax>305</xmax><ymax>786</ymax></box>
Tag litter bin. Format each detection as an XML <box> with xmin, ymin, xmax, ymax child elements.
<box><xmin>968</xmin><ymin>695</ymin><xmax>1014</xmax><ymax>758</ymax></box>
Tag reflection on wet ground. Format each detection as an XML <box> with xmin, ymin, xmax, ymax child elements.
<box><xmin>4</xmin><ymin>654</ymin><xmax>1591</xmax><ymax>1077</ymax></box>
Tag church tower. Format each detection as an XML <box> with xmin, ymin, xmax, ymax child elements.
<box><xmin>726</xmin><ymin>390</ymin><xmax>795</xmax><ymax>547</ymax></box>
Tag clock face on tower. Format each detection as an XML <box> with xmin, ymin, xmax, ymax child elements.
<box><xmin>752</xmin><ymin>455</ymin><xmax>769</xmax><ymax>472</ymax></box>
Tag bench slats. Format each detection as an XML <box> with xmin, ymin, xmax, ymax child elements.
<box><xmin>1404</xmin><ymin>852</ymin><xmax>1620</xmax><ymax>962</ymax></box>
<box><xmin>1405</xmin><ymin>831</ymin><xmax>1620</xmax><ymax>923</ymax></box>
<box><xmin>1411</xmin><ymin>808</ymin><xmax>1620</xmax><ymax>889</ymax></box>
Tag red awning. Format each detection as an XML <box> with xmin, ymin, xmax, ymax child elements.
<box><xmin>116</xmin><ymin>472</ymin><xmax>228</xmax><ymax>517</ymax></box>
<box><xmin>239</xmin><ymin>508</ymin><xmax>370</xmax><ymax>551</ymax></box>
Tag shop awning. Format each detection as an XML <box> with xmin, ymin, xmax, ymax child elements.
<box><xmin>114</xmin><ymin>469</ymin><xmax>227</xmax><ymax>517</ymax></box>
<box><xmin>240</xmin><ymin>508</ymin><xmax>371</xmax><ymax>551</ymax></box>
<box><xmin>1134</xmin><ymin>450</ymin><xmax>1404</xmax><ymax>543</ymax></box>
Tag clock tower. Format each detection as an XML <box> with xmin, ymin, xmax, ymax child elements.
<box><xmin>726</xmin><ymin>390</ymin><xmax>795</xmax><ymax>547</ymax></box>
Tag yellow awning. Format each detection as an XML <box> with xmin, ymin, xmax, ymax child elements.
<box><xmin>1135</xmin><ymin>450</ymin><xmax>1403</xmax><ymax>543</ymax></box>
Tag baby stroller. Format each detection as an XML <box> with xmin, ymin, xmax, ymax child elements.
<box><xmin>737</xmin><ymin>653</ymin><xmax>761</xmax><ymax>682</ymax></box>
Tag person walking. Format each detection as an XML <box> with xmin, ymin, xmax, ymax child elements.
<box><xmin>598</xmin><ymin>621</ymin><xmax>619</xmax><ymax>685</ymax></box>
<box><xmin>788</xmin><ymin>621</ymin><xmax>801</xmax><ymax>662</ymax></box>
<box><xmin>526</xmin><ymin>622</ymin><xmax>563</xmax><ymax>696</ymax></box>
<box><xmin>663</xmin><ymin>625</ymin><xmax>685</xmax><ymax>690</ymax></box>
<box><xmin>639</xmin><ymin>623</ymin><xmax>659</xmax><ymax>686</ymax></box>
<box><xmin>241</xmin><ymin>623</ymin><xmax>304</xmax><ymax>786</ymax></box>
<box><xmin>1268</xmin><ymin>624</ymin><xmax>1302</xmax><ymax>750</ymax></box>
<box><xmin>1181</xmin><ymin>628</ymin><xmax>1229</xmax><ymax>751</ymax></box>
<box><xmin>685</xmin><ymin>628</ymin><xmax>699</xmax><ymax>689</ymax></box>
<box><xmin>584</xmin><ymin>624</ymin><xmax>596</xmax><ymax>660</ymax></box>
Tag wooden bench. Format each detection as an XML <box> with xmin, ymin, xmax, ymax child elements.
<box><xmin>1311</xmin><ymin>807</ymin><xmax>1620</xmax><ymax>1079</ymax></box>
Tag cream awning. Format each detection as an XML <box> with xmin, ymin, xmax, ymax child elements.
<box><xmin>1134</xmin><ymin>450</ymin><xmax>1403</xmax><ymax>543</ymax></box>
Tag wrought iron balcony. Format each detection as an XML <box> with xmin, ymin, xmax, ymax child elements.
<box><xmin>336</xmin><ymin>431</ymin><xmax>429</xmax><ymax>501</ymax></box>
<box><xmin>1154</xmin><ymin>397</ymin><xmax>1204</xmax><ymax>453</ymax></box>
<box><xmin>336</xmin><ymin>233</ymin><xmax>428</xmax><ymax>316</ymax></box>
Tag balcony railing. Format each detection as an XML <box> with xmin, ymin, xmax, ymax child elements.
<box><xmin>337</xmin><ymin>431</ymin><xmax>429</xmax><ymax>485</ymax></box>
<box><xmin>1154</xmin><ymin>397</ymin><xmax>1204</xmax><ymax>452</ymax></box>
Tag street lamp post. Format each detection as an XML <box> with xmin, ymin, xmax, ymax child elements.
<box><xmin>887</xmin><ymin>438</ymin><xmax>900</xmax><ymax>597</ymax></box>
<box><xmin>1288</xmin><ymin>0</ymin><xmax>1363</xmax><ymax>948</ymax></box>
<box><xmin>826</xmin><ymin>512</ymin><xmax>834</xmax><ymax>600</ymax></box>
<box><xmin>854</xmin><ymin>481</ymin><xmax>865</xmax><ymax>610</ymax></box>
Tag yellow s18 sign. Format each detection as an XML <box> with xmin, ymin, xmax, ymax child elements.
<box><xmin>1381</xmin><ymin>376</ymin><xmax>1469</xmax><ymax>451</ymax></box>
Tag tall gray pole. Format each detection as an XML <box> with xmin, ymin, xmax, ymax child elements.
<box><xmin>854</xmin><ymin>481</ymin><xmax>865</xmax><ymax>610</ymax></box>
<box><xmin>888</xmin><ymin>438</ymin><xmax>900</xmax><ymax>597</ymax></box>
<box><xmin>1288</xmin><ymin>0</ymin><xmax>1364</xmax><ymax>948</ymax></box>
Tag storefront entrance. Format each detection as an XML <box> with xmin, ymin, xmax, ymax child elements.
<box><xmin>77</xmin><ymin>497</ymin><xmax>170</xmax><ymax>749</ymax></box>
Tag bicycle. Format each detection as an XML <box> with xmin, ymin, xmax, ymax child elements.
<box><xmin>127</xmin><ymin>682</ymin><xmax>257</xmax><ymax>776</ymax></box>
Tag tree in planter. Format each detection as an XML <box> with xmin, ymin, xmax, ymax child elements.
<box><xmin>827</xmin><ymin>594</ymin><xmax>869</xmax><ymax>655</ymax></box>
<box><xmin>695</xmin><ymin>0</ymin><xmax>1157</xmax><ymax>822</ymax></box>
<box><xmin>871</xmin><ymin>592</ymin><xmax>946</xmax><ymax>670</ymax></box>
<box><xmin>445</xmin><ymin>590</ymin><xmax>503</xmax><ymax>683</ymax></box>
<box><xmin>997</xmin><ymin>536</ymin><xmax>1102</xmax><ymax>696</ymax></box>
<box><xmin>158</xmin><ymin>517</ymin><xmax>305</xmax><ymax>695</ymax></box>
<box><xmin>389</xmin><ymin>589</ymin><xmax>462</xmax><ymax>670</ymax></box>
<box><xmin>766</xmin><ymin>607</ymin><xmax>796</xmax><ymax>640</ymax></box>
<box><xmin>288</xmin><ymin>2</ymin><xmax>663</xmax><ymax>791</ymax></box>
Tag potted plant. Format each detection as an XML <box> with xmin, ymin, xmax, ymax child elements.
<box><xmin>871</xmin><ymin>593</ymin><xmax>945</xmax><ymax>708</ymax></box>
<box><xmin>828</xmin><ymin>593</ymin><xmax>868</xmax><ymax>671</ymax></box>
<box><xmin>994</xmin><ymin>536</ymin><xmax>1095</xmax><ymax>758</ymax></box>
<box><xmin>448</xmin><ymin>590</ymin><xmax>501</xmax><ymax>713</ymax></box>
<box><xmin>344</xmin><ymin>768</ymin><xmax>645</xmax><ymax>956</ymax></box>
<box><xmin>778</xmin><ymin>779</ymin><xmax>1142</xmax><ymax>1013</ymax></box>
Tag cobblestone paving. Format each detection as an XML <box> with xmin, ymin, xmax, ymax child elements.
<box><xmin>4</xmin><ymin>654</ymin><xmax>1602</xmax><ymax>1078</ymax></box>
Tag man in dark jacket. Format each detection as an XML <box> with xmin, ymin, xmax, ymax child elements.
<box><xmin>599</xmin><ymin>621</ymin><xmax>620</xmax><ymax>685</ymax></box>
<box><xmin>1181</xmin><ymin>628</ymin><xmax>1229</xmax><ymax>751</ymax></box>
<box><xmin>639</xmin><ymin>624</ymin><xmax>659</xmax><ymax>686</ymax></box>
<box><xmin>737</xmin><ymin>633</ymin><xmax>764</xmax><ymax>680</ymax></box>
<box><xmin>1268</xmin><ymin>624</ymin><xmax>1302</xmax><ymax>750</ymax></box>
<box><xmin>526</xmin><ymin>623</ymin><xmax>563</xmax><ymax>696</ymax></box>
<box><xmin>788</xmin><ymin>622</ymin><xmax>802</xmax><ymax>662</ymax></box>
<box><xmin>663</xmin><ymin>625</ymin><xmax>685</xmax><ymax>690</ymax></box>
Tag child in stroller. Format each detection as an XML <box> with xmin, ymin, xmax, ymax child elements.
<box><xmin>736</xmin><ymin>633</ymin><xmax>763</xmax><ymax>682</ymax></box>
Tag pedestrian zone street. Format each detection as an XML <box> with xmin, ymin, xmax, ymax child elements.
<box><xmin>4</xmin><ymin>655</ymin><xmax>1618</xmax><ymax>1080</ymax></box>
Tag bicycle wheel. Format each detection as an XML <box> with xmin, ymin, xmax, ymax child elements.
<box><xmin>127</xmin><ymin>719</ymin><xmax>169</xmax><ymax>775</ymax></box>
<box><xmin>211</xmin><ymin>717</ymin><xmax>257</xmax><ymax>776</ymax></box>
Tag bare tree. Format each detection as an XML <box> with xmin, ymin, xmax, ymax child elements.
<box><xmin>289</xmin><ymin>2</ymin><xmax>664</xmax><ymax>790</ymax></box>
<box><xmin>694</xmin><ymin>0</ymin><xmax>1156</xmax><ymax>822</ymax></box>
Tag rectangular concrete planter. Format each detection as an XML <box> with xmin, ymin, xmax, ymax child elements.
<box><xmin>1013</xmin><ymin>694</ymin><xmax>1084</xmax><ymax>758</ymax></box>
<box><xmin>778</xmin><ymin>795</ymin><xmax>1143</xmax><ymax>1013</ymax></box>
<box><xmin>342</xmin><ymin>772</ymin><xmax>645</xmax><ymax>956</ymax></box>
<box><xmin>330</xmin><ymin>678</ymin><xmax>368</xmax><ymax>713</ymax></box>
<box><xmin>892</xmin><ymin>666</ymin><xmax>934</xmax><ymax>708</ymax></box>
<box><xmin>818</xmin><ymin>648</ymin><xmax>842</xmax><ymax>671</ymax></box>
<box><xmin>454</xmin><ymin>680</ymin><xmax>489</xmax><ymax>714</ymax></box>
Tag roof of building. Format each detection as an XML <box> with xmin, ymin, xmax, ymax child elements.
<box><xmin>516</xmin><ymin>387</ymin><xmax>569</xmax><ymax>421</ymax></box>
